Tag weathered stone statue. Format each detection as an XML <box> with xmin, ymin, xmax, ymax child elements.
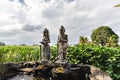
<box><xmin>40</xmin><ymin>28</ymin><xmax>50</xmax><ymax>61</ymax></box>
<box><xmin>57</xmin><ymin>26</ymin><xmax>68</xmax><ymax>61</ymax></box>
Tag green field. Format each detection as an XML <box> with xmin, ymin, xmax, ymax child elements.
<box><xmin>0</xmin><ymin>46</ymin><xmax>40</xmax><ymax>63</ymax></box>
<box><xmin>0</xmin><ymin>44</ymin><xmax>120</xmax><ymax>80</ymax></box>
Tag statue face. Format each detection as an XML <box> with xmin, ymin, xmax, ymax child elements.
<box><xmin>60</xmin><ymin>30</ymin><xmax>64</xmax><ymax>35</ymax></box>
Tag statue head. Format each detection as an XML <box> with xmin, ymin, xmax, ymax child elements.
<box><xmin>43</xmin><ymin>28</ymin><xmax>49</xmax><ymax>36</ymax></box>
<box><xmin>59</xmin><ymin>26</ymin><xmax>65</xmax><ymax>35</ymax></box>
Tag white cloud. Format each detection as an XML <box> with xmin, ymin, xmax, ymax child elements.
<box><xmin>0</xmin><ymin>0</ymin><xmax>120</xmax><ymax>45</ymax></box>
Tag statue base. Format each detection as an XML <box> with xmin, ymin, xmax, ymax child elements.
<box><xmin>40</xmin><ymin>60</ymin><xmax>50</xmax><ymax>66</ymax></box>
<box><xmin>1</xmin><ymin>62</ymin><xmax>112</xmax><ymax>80</ymax></box>
<box><xmin>54</xmin><ymin>60</ymin><xmax>69</xmax><ymax>68</ymax></box>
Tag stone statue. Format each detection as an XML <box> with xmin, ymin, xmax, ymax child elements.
<box><xmin>57</xmin><ymin>26</ymin><xmax>68</xmax><ymax>61</ymax></box>
<box><xmin>41</xmin><ymin>28</ymin><xmax>50</xmax><ymax>61</ymax></box>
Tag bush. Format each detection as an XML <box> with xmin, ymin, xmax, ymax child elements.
<box><xmin>67</xmin><ymin>44</ymin><xmax>120</xmax><ymax>80</ymax></box>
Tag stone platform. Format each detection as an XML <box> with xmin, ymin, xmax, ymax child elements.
<box><xmin>0</xmin><ymin>62</ymin><xmax>112</xmax><ymax>80</ymax></box>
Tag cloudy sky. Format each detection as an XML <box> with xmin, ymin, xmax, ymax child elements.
<box><xmin>0</xmin><ymin>0</ymin><xmax>120</xmax><ymax>45</ymax></box>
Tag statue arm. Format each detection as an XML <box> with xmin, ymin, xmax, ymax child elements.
<box><xmin>47</xmin><ymin>37</ymin><xmax>50</xmax><ymax>43</ymax></box>
<box><xmin>41</xmin><ymin>36</ymin><xmax>50</xmax><ymax>44</ymax></box>
<box><xmin>63</xmin><ymin>35</ymin><xmax>68</xmax><ymax>43</ymax></box>
<box><xmin>57</xmin><ymin>36</ymin><xmax>60</xmax><ymax>43</ymax></box>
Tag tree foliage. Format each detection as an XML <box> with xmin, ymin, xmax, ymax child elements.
<box><xmin>0</xmin><ymin>42</ymin><xmax>5</xmax><ymax>46</ymax></box>
<box><xmin>91</xmin><ymin>26</ymin><xmax>119</xmax><ymax>46</ymax></box>
<box><xmin>79</xmin><ymin>36</ymin><xmax>89</xmax><ymax>44</ymax></box>
<box><xmin>114</xmin><ymin>4</ymin><xmax>120</xmax><ymax>7</ymax></box>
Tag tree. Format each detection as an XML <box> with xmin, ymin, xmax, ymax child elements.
<box><xmin>19</xmin><ymin>44</ymin><xmax>27</xmax><ymax>46</ymax></box>
<box><xmin>107</xmin><ymin>35</ymin><xmax>119</xmax><ymax>47</ymax></box>
<box><xmin>0</xmin><ymin>42</ymin><xmax>5</xmax><ymax>46</ymax></box>
<box><xmin>79</xmin><ymin>36</ymin><xmax>89</xmax><ymax>44</ymax></box>
<box><xmin>91</xmin><ymin>26</ymin><xmax>119</xmax><ymax>46</ymax></box>
<box><xmin>114</xmin><ymin>4</ymin><xmax>120</xmax><ymax>7</ymax></box>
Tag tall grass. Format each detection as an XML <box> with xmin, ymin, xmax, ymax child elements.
<box><xmin>0</xmin><ymin>46</ymin><xmax>40</xmax><ymax>63</ymax></box>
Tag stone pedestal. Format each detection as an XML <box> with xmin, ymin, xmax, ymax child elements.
<box><xmin>1</xmin><ymin>62</ymin><xmax>112</xmax><ymax>80</ymax></box>
<box><xmin>54</xmin><ymin>60</ymin><xmax>68</xmax><ymax>68</ymax></box>
<box><xmin>40</xmin><ymin>61</ymin><xmax>50</xmax><ymax>66</ymax></box>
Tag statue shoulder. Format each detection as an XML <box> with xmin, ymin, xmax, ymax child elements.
<box><xmin>65</xmin><ymin>34</ymin><xmax>68</xmax><ymax>37</ymax></box>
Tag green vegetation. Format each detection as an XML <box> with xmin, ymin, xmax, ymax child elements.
<box><xmin>0</xmin><ymin>44</ymin><xmax>120</xmax><ymax>80</ymax></box>
<box><xmin>0</xmin><ymin>46</ymin><xmax>40</xmax><ymax>63</ymax></box>
<box><xmin>79</xmin><ymin>36</ymin><xmax>89</xmax><ymax>44</ymax></box>
<box><xmin>91</xmin><ymin>26</ymin><xmax>119</xmax><ymax>46</ymax></box>
<box><xmin>67</xmin><ymin>44</ymin><xmax>120</xmax><ymax>80</ymax></box>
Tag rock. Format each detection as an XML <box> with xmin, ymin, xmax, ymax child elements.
<box><xmin>54</xmin><ymin>60</ymin><xmax>69</xmax><ymax>68</ymax></box>
<box><xmin>0</xmin><ymin>61</ymin><xmax>38</xmax><ymax>79</ymax></box>
<box><xmin>52</xmin><ymin>64</ymin><xmax>112</xmax><ymax>80</ymax></box>
<box><xmin>0</xmin><ymin>68</ymin><xmax>18</xmax><ymax>80</ymax></box>
<box><xmin>40</xmin><ymin>61</ymin><xmax>52</xmax><ymax>67</ymax></box>
<box><xmin>3</xmin><ymin>62</ymin><xmax>24</xmax><ymax>69</ymax></box>
<box><xmin>32</xmin><ymin>63</ymin><xmax>53</xmax><ymax>77</ymax></box>
<box><xmin>19</xmin><ymin>68</ymin><xmax>34</xmax><ymax>72</ymax></box>
<box><xmin>89</xmin><ymin>65</ymin><xmax>112</xmax><ymax>80</ymax></box>
<box><xmin>77</xmin><ymin>65</ymin><xmax>112</xmax><ymax>80</ymax></box>
<box><xmin>61</xmin><ymin>65</ymin><xmax>91</xmax><ymax>80</ymax></box>
<box><xmin>1</xmin><ymin>62</ymin><xmax>112</xmax><ymax>80</ymax></box>
<box><xmin>23</xmin><ymin>61</ymin><xmax>39</xmax><ymax>68</ymax></box>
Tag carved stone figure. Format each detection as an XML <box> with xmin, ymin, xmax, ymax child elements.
<box><xmin>57</xmin><ymin>26</ymin><xmax>68</xmax><ymax>61</ymax></box>
<box><xmin>41</xmin><ymin>28</ymin><xmax>50</xmax><ymax>61</ymax></box>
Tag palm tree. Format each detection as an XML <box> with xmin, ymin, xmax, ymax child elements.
<box><xmin>107</xmin><ymin>35</ymin><xmax>118</xmax><ymax>47</ymax></box>
<box><xmin>79</xmin><ymin>36</ymin><xmax>89</xmax><ymax>44</ymax></box>
<box><xmin>114</xmin><ymin>4</ymin><xmax>120</xmax><ymax>7</ymax></box>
